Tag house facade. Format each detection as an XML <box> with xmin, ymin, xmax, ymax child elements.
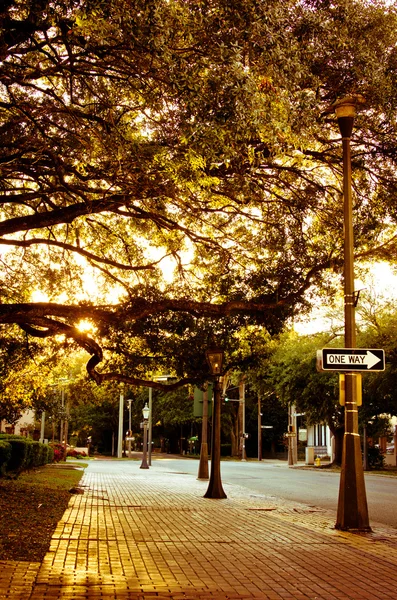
<box><xmin>0</xmin><ymin>409</ymin><xmax>35</xmax><ymax>436</ymax></box>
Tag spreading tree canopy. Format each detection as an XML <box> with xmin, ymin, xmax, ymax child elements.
<box><xmin>1</xmin><ymin>0</ymin><xmax>397</xmax><ymax>387</ymax></box>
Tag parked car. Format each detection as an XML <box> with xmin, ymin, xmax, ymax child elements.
<box><xmin>386</xmin><ymin>444</ymin><xmax>394</xmax><ymax>454</ymax></box>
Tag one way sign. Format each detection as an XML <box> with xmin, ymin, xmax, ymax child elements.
<box><xmin>319</xmin><ymin>348</ymin><xmax>385</xmax><ymax>372</ymax></box>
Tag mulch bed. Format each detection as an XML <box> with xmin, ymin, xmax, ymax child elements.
<box><xmin>0</xmin><ymin>470</ymin><xmax>77</xmax><ymax>562</ymax></box>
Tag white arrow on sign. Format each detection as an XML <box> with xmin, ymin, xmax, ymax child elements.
<box><xmin>365</xmin><ymin>351</ymin><xmax>382</xmax><ymax>369</ymax></box>
<box><xmin>326</xmin><ymin>350</ymin><xmax>381</xmax><ymax>369</ymax></box>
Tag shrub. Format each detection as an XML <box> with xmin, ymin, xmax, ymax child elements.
<box><xmin>30</xmin><ymin>441</ymin><xmax>43</xmax><ymax>467</ymax></box>
<box><xmin>6</xmin><ymin>438</ymin><xmax>30</xmax><ymax>472</ymax></box>
<box><xmin>41</xmin><ymin>444</ymin><xmax>50</xmax><ymax>464</ymax></box>
<box><xmin>49</xmin><ymin>442</ymin><xmax>65</xmax><ymax>462</ymax></box>
<box><xmin>0</xmin><ymin>435</ymin><xmax>54</xmax><ymax>471</ymax></box>
<box><xmin>367</xmin><ymin>445</ymin><xmax>385</xmax><ymax>469</ymax></box>
<box><xmin>47</xmin><ymin>445</ymin><xmax>54</xmax><ymax>463</ymax></box>
<box><xmin>67</xmin><ymin>449</ymin><xmax>87</xmax><ymax>459</ymax></box>
<box><xmin>0</xmin><ymin>441</ymin><xmax>11</xmax><ymax>476</ymax></box>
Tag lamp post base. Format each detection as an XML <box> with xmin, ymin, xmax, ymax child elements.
<box><xmin>140</xmin><ymin>422</ymin><xmax>149</xmax><ymax>470</ymax></box>
<box><xmin>204</xmin><ymin>479</ymin><xmax>227</xmax><ymax>499</ymax></box>
<box><xmin>197</xmin><ymin>442</ymin><xmax>209</xmax><ymax>480</ymax></box>
<box><xmin>335</xmin><ymin>432</ymin><xmax>371</xmax><ymax>531</ymax></box>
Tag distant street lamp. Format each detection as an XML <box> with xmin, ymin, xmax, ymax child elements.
<box><xmin>117</xmin><ymin>383</ymin><xmax>124</xmax><ymax>459</ymax></box>
<box><xmin>39</xmin><ymin>411</ymin><xmax>45</xmax><ymax>445</ymax></box>
<box><xmin>332</xmin><ymin>96</ymin><xmax>371</xmax><ymax>531</ymax></box>
<box><xmin>140</xmin><ymin>402</ymin><xmax>150</xmax><ymax>469</ymax></box>
<box><xmin>148</xmin><ymin>386</ymin><xmax>153</xmax><ymax>466</ymax></box>
<box><xmin>204</xmin><ymin>347</ymin><xmax>227</xmax><ymax>499</ymax></box>
<box><xmin>127</xmin><ymin>399</ymin><xmax>133</xmax><ymax>458</ymax></box>
<box><xmin>239</xmin><ymin>381</ymin><xmax>246</xmax><ymax>462</ymax></box>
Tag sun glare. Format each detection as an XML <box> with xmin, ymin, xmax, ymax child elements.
<box><xmin>77</xmin><ymin>319</ymin><xmax>96</xmax><ymax>333</ymax></box>
<box><xmin>31</xmin><ymin>290</ymin><xmax>49</xmax><ymax>302</ymax></box>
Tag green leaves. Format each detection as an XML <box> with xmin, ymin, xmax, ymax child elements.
<box><xmin>1</xmin><ymin>0</ymin><xmax>397</xmax><ymax>388</ymax></box>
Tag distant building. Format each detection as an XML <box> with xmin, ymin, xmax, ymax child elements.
<box><xmin>306</xmin><ymin>423</ymin><xmax>333</xmax><ymax>461</ymax></box>
<box><xmin>0</xmin><ymin>409</ymin><xmax>35</xmax><ymax>436</ymax></box>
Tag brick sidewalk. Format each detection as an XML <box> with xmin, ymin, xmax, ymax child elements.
<box><xmin>2</xmin><ymin>459</ymin><xmax>397</xmax><ymax>599</ymax></box>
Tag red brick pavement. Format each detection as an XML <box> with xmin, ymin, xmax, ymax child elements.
<box><xmin>1</xmin><ymin>459</ymin><xmax>397</xmax><ymax>600</ymax></box>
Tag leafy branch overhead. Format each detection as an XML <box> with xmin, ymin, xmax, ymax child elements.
<box><xmin>1</xmin><ymin>0</ymin><xmax>397</xmax><ymax>385</ymax></box>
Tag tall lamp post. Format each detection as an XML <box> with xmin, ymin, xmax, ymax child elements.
<box><xmin>197</xmin><ymin>384</ymin><xmax>210</xmax><ymax>480</ymax></box>
<box><xmin>140</xmin><ymin>402</ymin><xmax>150</xmax><ymax>469</ymax></box>
<box><xmin>117</xmin><ymin>383</ymin><xmax>124</xmax><ymax>459</ymax></box>
<box><xmin>127</xmin><ymin>398</ymin><xmax>133</xmax><ymax>458</ymax></box>
<box><xmin>239</xmin><ymin>381</ymin><xmax>246</xmax><ymax>461</ymax></box>
<box><xmin>333</xmin><ymin>96</ymin><xmax>370</xmax><ymax>531</ymax></box>
<box><xmin>204</xmin><ymin>347</ymin><xmax>227</xmax><ymax>499</ymax></box>
<box><xmin>148</xmin><ymin>386</ymin><xmax>153</xmax><ymax>466</ymax></box>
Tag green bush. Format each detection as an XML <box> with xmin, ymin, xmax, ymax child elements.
<box><xmin>367</xmin><ymin>445</ymin><xmax>385</xmax><ymax>469</ymax></box>
<box><xmin>0</xmin><ymin>441</ymin><xmax>11</xmax><ymax>476</ymax></box>
<box><xmin>40</xmin><ymin>444</ymin><xmax>50</xmax><ymax>464</ymax></box>
<box><xmin>47</xmin><ymin>445</ymin><xmax>54</xmax><ymax>463</ymax></box>
<box><xmin>0</xmin><ymin>435</ymin><xmax>54</xmax><ymax>471</ymax></box>
<box><xmin>6</xmin><ymin>438</ymin><xmax>30</xmax><ymax>472</ymax></box>
<box><xmin>30</xmin><ymin>441</ymin><xmax>43</xmax><ymax>467</ymax></box>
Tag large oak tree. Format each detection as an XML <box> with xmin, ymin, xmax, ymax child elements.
<box><xmin>1</xmin><ymin>0</ymin><xmax>397</xmax><ymax>388</ymax></box>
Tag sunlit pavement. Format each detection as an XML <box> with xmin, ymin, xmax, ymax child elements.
<box><xmin>2</xmin><ymin>457</ymin><xmax>397</xmax><ymax>599</ymax></box>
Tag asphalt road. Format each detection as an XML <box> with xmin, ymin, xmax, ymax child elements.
<box><xmin>153</xmin><ymin>456</ymin><xmax>397</xmax><ymax>530</ymax></box>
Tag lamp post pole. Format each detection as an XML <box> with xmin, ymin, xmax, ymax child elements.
<box><xmin>148</xmin><ymin>386</ymin><xmax>153</xmax><ymax>466</ymax></box>
<box><xmin>117</xmin><ymin>383</ymin><xmax>124</xmax><ymax>459</ymax></box>
<box><xmin>197</xmin><ymin>384</ymin><xmax>209</xmax><ymax>480</ymax></box>
<box><xmin>258</xmin><ymin>396</ymin><xmax>262</xmax><ymax>461</ymax></box>
<box><xmin>239</xmin><ymin>381</ymin><xmax>246</xmax><ymax>461</ymax></box>
<box><xmin>204</xmin><ymin>348</ymin><xmax>227</xmax><ymax>499</ymax></box>
<box><xmin>60</xmin><ymin>385</ymin><xmax>65</xmax><ymax>445</ymax></box>
<box><xmin>39</xmin><ymin>411</ymin><xmax>45</xmax><ymax>445</ymax></box>
<box><xmin>63</xmin><ymin>397</ymin><xmax>70</xmax><ymax>462</ymax></box>
<box><xmin>140</xmin><ymin>402</ymin><xmax>150</xmax><ymax>469</ymax></box>
<box><xmin>127</xmin><ymin>399</ymin><xmax>133</xmax><ymax>458</ymax></box>
<box><xmin>334</xmin><ymin>97</ymin><xmax>370</xmax><ymax>531</ymax></box>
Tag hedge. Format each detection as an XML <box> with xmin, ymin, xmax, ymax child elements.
<box><xmin>0</xmin><ymin>440</ymin><xmax>11</xmax><ymax>475</ymax></box>
<box><xmin>6</xmin><ymin>438</ymin><xmax>30</xmax><ymax>472</ymax></box>
<box><xmin>0</xmin><ymin>435</ymin><xmax>54</xmax><ymax>475</ymax></box>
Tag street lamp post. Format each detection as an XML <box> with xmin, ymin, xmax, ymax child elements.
<box><xmin>117</xmin><ymin>383</ymin><xmax>124</xmax><ymax>459</ymax></box>
<box><xmin>148</xmin><ymin>386</ymin><xmax>153</xmax><ymax>466</ymax></box>
<box><xmin>197</xmin><ymin>384</ymin><xmax>210</xmax><ymax>480</ymax></box>
<box><xmin>140</xmin><ymin>402</ymin><xmax>150</xmax><ymax>469</ymax></box>
<box><xmin>39</xmin><ymin>411</ymin><xmax>45</xmax><ymax>445</ymax></box>
<box><xmin>258</xmin><ymin>398</ymin><xmax>263</xmax><ymax>462</ymax></box>
<box><xmin>333</xmin><ymin>96</ymin><xmax>371</xmax><ymax>531</ymax></box>
<box><xmin>60</xmin><ymin>385</ymin><xmax>65</xmax><ymax>447</ymax></box>
<box><xmin>127</xmin><ymin>399</ymin><xmax>133</xmax><ymax>458</ymax></box>
<box><xmin>239</xmin><ymin>381</ymin><xmax>246</xmax><ymax>461</ymax></box>
<box><xmin>204</xmin><ymin>347</ymin><xmax>227</xmax><ymax>499</ymax></box>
